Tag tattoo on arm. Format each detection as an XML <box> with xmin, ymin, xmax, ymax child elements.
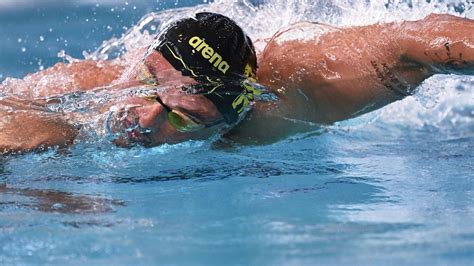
<box><xmin>424</xmin><ymin>42</ymin><xmax>469</xmax><ymax>70</ymax></box>
<box><xmin>443</xmin><ymin>42</ymin><xmax>469</xmax><ymax>68</ymax></box>
<box><xmin>370</xmin><ymin>61</ymin><xmax>411</xmax><ymax>97</ymax></box>
<box><xmin>444</xmin><ymin>42</ymin><xmax>452</xmax><ymax>58</ymax></box>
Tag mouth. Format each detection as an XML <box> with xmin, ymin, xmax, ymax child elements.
<box><xmin>106</xmin><ymin>106</ymin><xmax>153</xmax><ymax>146</ymax></box>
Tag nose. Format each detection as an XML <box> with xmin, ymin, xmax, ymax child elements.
<box><xmin>136</xmin><ymin>102</ymin><xmax>167</xmax><ymax>129</ymax></box>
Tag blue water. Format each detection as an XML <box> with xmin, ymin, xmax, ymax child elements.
<box><xmin>1</xmin><ymin>1</ymin><xmax>473</xmax><ymax>265</ymax></box>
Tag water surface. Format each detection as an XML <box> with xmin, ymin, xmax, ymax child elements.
<box><xmin>0</xmin><ymin>0</ymin><xmax>473</xmax><ymax>265</ymax></box>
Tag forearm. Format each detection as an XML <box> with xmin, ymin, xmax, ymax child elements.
<box><xmin>0</xmin><ymin>111</ymin><xmax>77</xmax><ymax>154</ymax></box>
<box><xmin>401</xmin><ymin>14</ymin><xmax>474</xmax><ymax>75</ymax></box>
<box><xmin>1</xmin><ymin>60</ymin><xmax>125</xmax><ymax>98</ymax></box>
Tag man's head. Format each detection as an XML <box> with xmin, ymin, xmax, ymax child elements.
<box><xmin>150</xmin><ymin>12</ymin><xmax>259</xmax><ymax>124</ymax></box>
<box><xmin>111</xmin><ymin>13</ymin><xmax>259</xmax><ymax>147</ymax></box>
<box><xmin>153</xmin><ymin>12</ymin><xmax>257</xmax><ymax>83</ymax></box>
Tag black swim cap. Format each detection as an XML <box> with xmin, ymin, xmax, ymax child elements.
<box><xmin>152</xmin><ymin>12</ymin><xmax>259</xmax><ymax>124</ymax></box>
<box><xmin>154</xmin><ymin>12</ymin><xmax>257</xmax><ymax>82</ymax></box>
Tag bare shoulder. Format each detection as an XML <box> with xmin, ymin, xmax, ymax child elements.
<box><xmin>268</xmin><ymin>22</ymin><xmax>340</xmax><ymax>45</ymax></box>
<box><xmin>258</xmin><ymin>22</ymin><xmax>341</xmax><ymax>77</ymax></box>
<box><xmin>257</xmin><ymin>20</ymin><xmax>397</xmax><ymax>87</ymax></box>
<box><xmin>259</xmin><ymin>20</ymin><xmax>397</xmax><ymax>64</ymax></box>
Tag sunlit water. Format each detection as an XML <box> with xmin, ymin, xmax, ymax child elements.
<box><xmin>1</xmin><ymin>0</ymin><xmax>473</xmax><ymax>264</ymax></box>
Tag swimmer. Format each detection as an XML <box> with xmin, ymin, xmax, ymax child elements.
<box><xmin>0</xmin><ymin>12</ymin><xmax>473</xmax><ymax>153</ymax></box>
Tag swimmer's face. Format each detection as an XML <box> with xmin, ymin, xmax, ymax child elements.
<box><xmin>110</xmin><ymin>50</ymin><xmax>228</xmax><ymax>147</ymax></box>
<box><xmin>106</xmin><ymin>49</ymin><xmax>235</xmax><ymax>147</ymax></box>
<box><xmin>109</xmin><ymin>92</ymin><xmax>226</xmax><ymax>147</ymax></box>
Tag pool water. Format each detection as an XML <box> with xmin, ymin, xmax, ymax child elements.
<box><xmin>1</xmin><ymin>0</ymin><xmax>473</xmax><ymax>265</ymax></box>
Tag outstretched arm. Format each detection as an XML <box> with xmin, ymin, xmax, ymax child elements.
<box><xmin>400</xmin><ymin>14</ymin><xmax>474</xmax><ymax>75</ymax></box>
<box><xmin>257</xmin><ymin>13</ymin><xmax>474</xmax><ymax>123</ymax></box>
<box><xmin>0</xmin><ymin>108</ymin><xmax>77</xmax><ymax>154</ymax></box>
<box><xmin>228</xmin><ymin>14</ymin><xmax>473</xmax><ymax>144</ymax></box>
<box><xmin>0</xmin><ymin>60</ymin><xmax>124</xmax><ymax>98</ymax></box>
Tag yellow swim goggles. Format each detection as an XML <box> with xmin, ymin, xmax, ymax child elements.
<box><xmin>154</xmin><ymin>95</ymin><xmax>225</xmax><ymax>133</ymax></box>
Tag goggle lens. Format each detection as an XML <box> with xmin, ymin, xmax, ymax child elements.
<box><xmin>167</xmin><ymin>110</ymin><xmax>204</xmax><ymax>133</ymax></box>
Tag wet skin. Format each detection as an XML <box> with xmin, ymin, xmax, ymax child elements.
<box><xmin>0</xmin><ymin>14</ymin><xmax>473</xmax><ymax>153</ymax></box>
<box><xmin>225</xmin><ymin>14</ymin><xmax>474</xmax><ymax>143</ymax></box>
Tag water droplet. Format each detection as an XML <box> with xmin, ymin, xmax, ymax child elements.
<box><xmin>21</xmin><ymin>47</ymin><xmax>26</xmax><ymax>52</ymax></box>
<box><xmin>39</xmin><ymin>36</ymin><xmax>44</xmax><ymax>41</ymax></box>
<box><xmin>17</xmin><ymin>38</ymin><xmax>22</xmax><ymax>43</ymax></box>
<box><xmin>52</xmin><ymin>203</ymin><xmax>64</xmax><ymax>209</ymax></box>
